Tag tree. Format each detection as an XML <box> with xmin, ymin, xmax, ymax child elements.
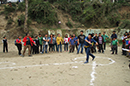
<box><xmin>24</xmin><ymin>0</ymin><xmax>28</xmax><ymax>33</ymax></box>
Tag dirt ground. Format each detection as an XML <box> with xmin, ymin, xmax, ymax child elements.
<box><xmin>0</xmin><ymin>40</ymin><xmax>130</xmax><ymax>86</ymax></box>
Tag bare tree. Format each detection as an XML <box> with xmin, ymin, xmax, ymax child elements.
<box><xmin>24</xmin><ymin>0</ymin><xmax>28</xmax><ymax>33</ymax></box>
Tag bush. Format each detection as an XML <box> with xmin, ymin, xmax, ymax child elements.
<box><xmin>17</xmin><ymin>2</ymin><xmax>25</xmax><ymax>11</ymax></box>
<box><xmin>29</xmin><ymin>1</ymin><xmax>58</xmax><ymax>25</ymax></box>
<box><xmin>7</xmin><ymin>17</ymin><xmax>13</xmax><ymax>24</ymax></box>
<box><xmin>66</xmin><ymin>19</ymin><xmax>73</xmax><ymax>28</ymax></box>
<box><xmin>4</xmin><ymin>3</ymin><xmax>16</xmax><ymax>14</ymax></box>
<box><xmin>18</xmin><ymin>14</ymin><xmax>25</xmax><ymax>25</ymax></box>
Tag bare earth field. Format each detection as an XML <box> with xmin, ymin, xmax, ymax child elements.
<box><xmin>0</xmin><ymin>40</ymin><xmax>130</xmax><ymax>86</ymax></box>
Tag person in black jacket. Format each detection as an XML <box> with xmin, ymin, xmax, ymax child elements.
<box><xmin>97</xmin><ymin>33</ymin><xmax>104</xmax><ymax>53</ymax></box>
<box><xmin>3</xmin><ymin>36</ymin><xmax>8</xmax><ymax>53</ymax></box>
<box><xmin>32</xmin><ymin>36</ymin><xmax>39</xmax><ymax>54</ymax></box>
<box><xmin>93</xmin><ymin>33</ymin><xmax>98</xmax><ymax>52</ymax></box>
<box><xmin>34</xmin><ymin>36</ymin><xmax>39</xmax><ymax>54</ymax></box>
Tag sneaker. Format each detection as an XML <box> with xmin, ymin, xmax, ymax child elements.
<box><xmin>92</xmin><ymin>56</ymin><xmax>95</xmax><ymax>61</ymax></box>
<box><xmin>81</xmin><ymin>53</ymin><xmax>84</xmax><ymax>54</ymax></box>
<box><xmin>21</xmin><ymin>55</ymin><xmax>24</xmax><ymax>57</ymax></box>
<box><xmin>111</xmin><ymin>53</ymin><xmax>114</xmax><ymax>54</ymax></box>
<box><xmin>77</xmin><ymin>53</ymin><xmax>79</xmax><ymax>54</ymax></box>
<box><xmin>84</xmin><ymin>61</ymin><xmax>89</xmax><ymax>64</ymax></box>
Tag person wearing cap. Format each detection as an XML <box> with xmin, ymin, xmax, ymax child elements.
<box><xmin>77</xmin><ymin>30</ymin><xmax>86</xmax><ymax>54</ymax></box>
<box><xmin>84</xmin><ymin>34</ymin><xmax>98</xmax><ymax>64</ymax></box>
<box><xmin>22</xmin><ymin>33</ymin><xmax>36</xmax><ymax>57</ymax></box>
<box><xmin>38</xmin><ymin>34</ymin><xmax>43</xmax><ymax>53</ymax></box>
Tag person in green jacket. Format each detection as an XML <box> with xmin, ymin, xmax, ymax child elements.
<box><xmin>38</xmin><ymin>34</ymin><xmax>43</xmax><ymax>53</ymax></box>
<box><xmin>102</xmin><ymin>32</ymin><xmax>109</xmax><ymax>50</ymax></box>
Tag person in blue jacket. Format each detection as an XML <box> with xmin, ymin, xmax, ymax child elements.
<box><xmin>84</xmin><ymin>34</ymin><xmax>98</xmax><ymax>64</ymax></box>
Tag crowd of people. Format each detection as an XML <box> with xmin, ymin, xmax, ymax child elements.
<box><xmin>2</xmin><ymin>30</ymin><xmax>130</xmax><ymax>63</ymax></box>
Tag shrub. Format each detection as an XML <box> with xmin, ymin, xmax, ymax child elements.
<box><xmin>66</xmin><ymin>19</ymin><xmax>73</xmax><ymax>28</ymax></box>
<box><xmin>17</xmin><ymin>2</ymin><xmax>25</xmax><ymax>11</ymax></box>
<box><xmin>7</xmin><ymin>17</ymin><xmax>13</xmax><ymax>24</ymax></box>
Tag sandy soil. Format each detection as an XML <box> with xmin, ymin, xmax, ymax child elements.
<box><xmin>0</xmin><ymin>40</ymin><xmax>130</xmax><ymax>86</ymax></box>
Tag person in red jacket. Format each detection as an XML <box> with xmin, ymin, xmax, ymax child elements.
<box><xmin>22</xmin><ymin>33</ymin><xmax>35</xmax><ymax>57</ymax></box>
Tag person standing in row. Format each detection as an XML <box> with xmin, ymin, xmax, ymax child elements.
<box><xmin>93</xmin><ymin>33</ymin><xmax>98</xmax><ymax>52</ymax></box>
<box><xmin>16</xmin><ymin>36</ymin><xmax>22</xmax><ymax>55</ymax></box>
<box><xmin>77</xmin><ymin>30</ymin><xmax>85</xmax><ymax>54</ymax></box>
<box><xmin>73</xmin><ymin>34</ymin><xmax>78</xmax><ymax>51</ymax></box>
<box><xmin>53</xmin><ymin>35</ymin><xmax>57</xmax><ymax>52</ymax></box>
<box><xmin>38</xmin><ymin>34</ymin><xmax>43</xmax><ymax>53</ymax></box>
<box><xmin>102</xmin><ymin>32</ymin><xmax>109</xmax><ymax>50</ymax></box>
<box><xmin>69</xmin><ymin>36</ymin><xmax>75</xmax><ymax>53</ymax></box>
<box><xmin>98</xmin><ymin>33</ymin><xmax>104</xmax><ymax>53</ymax></box>
<box><xmin>49</xmin><ymin>34</ymin><xmax>55</xmax><ymax>52</ymax></box>
<box><xmin>112</xmin><ymin>37</ymin><xmax>120</xmax><ymax>54</ymax></box>
<box><xmin>56</xmin><ymin>33</ymin><xmax>64</xmax><ymax>52</ymax></box>
<box><xmin>42</xmin><ymin>34</ymin><xmax>49</xmax><ymax>53</ymax></box>
<box><xmin>22</xmin><ymin>33</ymin><xmax>35</xmax><ymax>57</ymax></box>
<box><xmin>111</xmin><ymin>31</ymin><xmax>117</xmax><ymax>50</ymax></box>
<box><xmin>3</xmin><ymin>36</ymin><xmax>8</xmax><ymax>53</ymax></box>
<box><xmin>64</xmin><ymin>34</ymin><xmax>69</xmax><ymax>52</ymax></box>
<box><xmin>34</xmin><ymin>36</ymin><xmax>39</xmax><ymax>54</ymax></box>
<box><xmin>84</xmin><ymin>34</ymin><xmax>98</xmax><ymax>63</ymax></box>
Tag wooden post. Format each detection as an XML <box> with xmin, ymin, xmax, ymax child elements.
<box><xmin>24</xmin><ymin>0</ymin><xmax>28</xmax><ymax>33</ymax></box>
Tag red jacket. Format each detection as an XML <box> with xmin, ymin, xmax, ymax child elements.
<box><xmin>23</xmin><ymin>36</ymin><xmax>35</xmax><ymax>46</ymax></box>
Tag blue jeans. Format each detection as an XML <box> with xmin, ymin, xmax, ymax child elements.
<box><xmin>77</xmin><ymin>43</ymin><xmax>84</xmax><ymax>53</ymax></box>
<box><xmin>64</xmin><ymin>43</ymin><xmax>68</xmax><ymax>51</ymax></box>
<box><xmin>42</xmin><ymin>45</ymin><xmax>48</xmax><ymax>53</ymax></box>
<box><xmin>85</xmin><ymin>47</ymin><xmax>95</xmax><ymax>62</ymax></box>
<box><xmin>57</xmin><ymin>44</ymin><xmax>62</xmax><ymax>52</ymax></box>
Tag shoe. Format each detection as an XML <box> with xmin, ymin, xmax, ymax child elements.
<box><xmin>92</xmin><ymin>56</ymin><xmax>95</xmax><ymax>61</ymax></box>
<box><xmin>77</xmin><ymin>53</ymin><xmax>79</xmax><ymax>54</ymax></box>
<box><xmin>81</xmin><ymin>53</ymin><xmax>84</xmax><ymax>54</ymax></box>
<box><xmin>29</xmin><ymin>55</ymin><xmax>32</xmax><ymax>57</ymax></box>
<box><xmin>84</xmin><ymin>61</ymin><xmax>89</xmax><ymax>64</ymax></box>
<box><xmin>111</xmin><ymin>53</ymin><xmax>114</xmax><ymax>54</ymax></box>
<box><xmin>21</xmin><ymin>55</ymin><xmax>24</xmax><ymax>57</ymax></box>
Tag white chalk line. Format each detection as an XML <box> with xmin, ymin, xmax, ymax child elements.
<box><xmin>0</xmin><ymin>56</ymin><xmax>115</xmax><ymax>70</ymax></box>
<box><xmin>73</xmin><ymin>56</ymin><xmax>115</xmax><ymax>86</ymax></box>
<box><xmin>90</xmin><ymin>61</ymin><xmax>96</xmax><ymax>86</ymax></box>
<box><xmin>0</xmin><ymin>56</ymin><xmax>115</xmax><ymax>86</ymax></box>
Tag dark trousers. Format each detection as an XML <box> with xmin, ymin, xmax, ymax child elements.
<box><xmin>32</xmin><ymin>45</ymin><xmax>39</xmax><ymax>54</ymax></box>
<box><xmin>49</xmin><ymin>44</ymin><xmax>54</xmax><ymax>52</ymax></box>
<box><xmin>70</xmin><ymin>45</ymin><xmax>75</xmax><ymax>53</ymax></box>
<box><xmin>93</xmin><ymin>44</ymin><xmax>96</xmax><ymax>52</ymax></box>
<box><xmin>98</xmin><ymin>44</ymin><xmax>104</xmax><ymax>53</ymax></box>
<box><xmin>103</xmin><ymin>42</ymin><xmax>106</xmax><ymax>50</ymax></box>
<box><xmin>39</xmin><ymin>45</ymin><xmax>42</xmax><ymax>52</ymax></box>
<box><xmin>74</xmin><ymin>44</ymin><xmax>78</xmax><ymax>51</ymax></box>
<box><xmin>64</xmin><ymin>43</ymin><xmax>68</xmax><ymax>51</ymax></box>
<box><xmin>112</xmin><ymin>45</ymin><xmax>117</xmax><ymax>54</ymax></box>
<box><xmin>16</xmin><ymin>44</ymin><xmax>22</xmax><ymax>55</ymax></box>
<box><xmin>3</xmin><ymin>44</ymin><xmax>8</xmax><ymax>52</ymax></box>
<box><xmin>122</xmin><ymin>44</ymin><xmax>126</xmax><ymax>55</ymax></box>
<box><xmin>85</xmin><ymin>47</ymin><xmax>95</xmax><ymax>62</ymax></box>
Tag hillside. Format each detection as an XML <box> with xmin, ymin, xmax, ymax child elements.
<box><xmin>0</xmin><ymin>0</ymin><xmax>130</xmax><ymax>38</ymax></box>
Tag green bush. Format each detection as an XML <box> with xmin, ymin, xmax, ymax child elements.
<box><xmin>66</xmin><ymin>19</ymin><xmax>73</xmax><ymax>28</ymax></box>
<box><xmin>17</xmin><ymin>2</ymin><xmax>25</xmax><ymax>11</ymax></box>
<box><xmin>29</xmin><ymin>1</ymin><xmax>58</xmax><ymax>25</ymax></box>
<box><xmin>18</xmin><ymin>14</ymin><xmax>25</xmax><ymax>25</ymax></box>
<box><xmin>4</xmin><ymin>3</ymin><xmax>16</xmax><ymax>14</ymax></box>
<box><xmin>7</xmin><ymin>17</ymin><xmax>13</xmax><ymax>24</ymax></box>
